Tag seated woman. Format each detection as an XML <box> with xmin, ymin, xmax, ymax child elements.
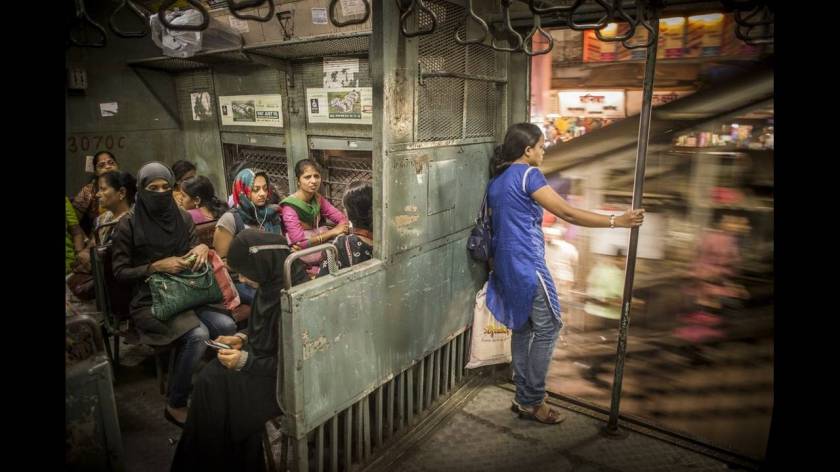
<box><xmin>66</xmin><ymin>196</ymin><xmax>86</xmax><ymax>276</ymax></box>
<box><xmin>171</xmin><ymin>160</ymin><xmax>197</xmax><ymax>209</ymax></box>
<box><xmin>318</xmin><ymin>181</ymin><xmax>373</xmax><ymax>276</ymax></box>
<box><xmin>111</xmin><ymin>162</ymin><xmax>236</xmax><ymax>427</ymax></box>
<box><xmin>72</xmin><ymin>151</ymin><xmax>119</xmax><ymax>236</ymax></box>
<box><xmin>171</xmin><ymin>229</ymin><xmax>307</xmax><ymax>471</ymax></box>
<box><xmin>281</xmin><ymin>160</ymin><xmax>348</xmax><ymax>276</ymax></box>
<box><xmin>213</xmin><ymin>168</ymin><xmax>284</xmax><ymax>305</ymax></box>
<box><xmin>68</xmin><ymin>171</ymin><xmax>138</xmax><ymax>300</ymax></box>
<box><xmin>180</xmin><ymin>175</ymin><xmax>229</xmax><ymax>224</ymax></box>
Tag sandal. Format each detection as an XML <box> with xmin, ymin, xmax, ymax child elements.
<box><xmin>517</xmin><ymin>402</ymin><xmax>566</xmax><ymax>424</ymax></box>
<box><xmin>511</xmin><ymin>393</ymin><xmax>548</xmax><ymax>413</ymax></box>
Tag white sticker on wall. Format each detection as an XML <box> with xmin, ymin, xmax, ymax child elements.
<box><xmin>100</xmin><ymin>102</ymin><xmax>118</xmax><ymax>117</ymax></box>
<box><xmin>228</xmin><ymin>16</ymin><xmax>250</xmax><ymax>33</ymax></box>
<box><xmin>339</xmin><ymin>0</ymin><xmax>367</xmax><ymax>16</ymax></box>
<box><xmin>85</xmin><ymin>155</ymin><xmax>95</xmax><ymax>173</ymax></box>
<box><xmin>323</xmin><ymin>58</ymin><xmax>360</xmax><ymax>88</ymax></box>
<box><xmin>311</xmin><ymin>8</ymin><xmax>328</xmax><ymax>25</ymax></box>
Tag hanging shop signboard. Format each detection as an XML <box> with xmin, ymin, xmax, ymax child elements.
<box><xmin>306</xmin><ymin>87</ymin><xmax>373</xmax><ymax>125</ymax></box>
<box><xmin>558</xmin><ymin>90</ymin><xmax>626</xmax><ymax>118</ymax></box>
<box><xmin>625</xmin><ymin>90</ymin><xmax>695</xmax><ymax>116</ymax></box>
<box><xmin>218</xmin><ymin>94</ymin><xmax>283</xmax><ymax>127</ymax></box>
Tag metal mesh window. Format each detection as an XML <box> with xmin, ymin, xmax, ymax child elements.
<box><xmin>416</xmin><ymin>0</ymin><xmax>499</xmax><ymax>141</ymax></box>
<box><xmin>313</xmin><ymin>151</ymin><xmax>373</xmax><ymax>212</ymax></box>
<box><xmin>223</xmin><ymin>144</ymin><xmax>290</xmax><ymax>197</ymax></box>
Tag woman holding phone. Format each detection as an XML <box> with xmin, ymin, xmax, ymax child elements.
<box><xmin>171</xmin><ymin>229</ymin><xmax>307</xmax><ymax>471</ymax></box>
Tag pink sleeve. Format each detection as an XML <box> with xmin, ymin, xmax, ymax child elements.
<box><xmin>281</xmin><ymin>205</ymin><xmax>310</xmax><ymax>248</ymax></box>
<box><xmin>319</xmin><ymin>195</ymin><xmax>348</xmax><ymax>225</ymax></box>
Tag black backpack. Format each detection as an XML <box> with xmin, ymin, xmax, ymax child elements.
<box><xmin>466</xmin><ymin>191</ymin><xmax>492</xmax><ymax>262</ymax></box>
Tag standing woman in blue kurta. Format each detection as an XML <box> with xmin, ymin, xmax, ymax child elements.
<box><xmin>486</xmin><ymin>123</ymin><xmax>645</xmax><ymax>424</ymax></box>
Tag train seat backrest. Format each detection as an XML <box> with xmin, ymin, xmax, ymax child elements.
<box><xmin>194</xmin><ymin>220</ymin><xmax>217</xmax><ymax>248</ymax></box>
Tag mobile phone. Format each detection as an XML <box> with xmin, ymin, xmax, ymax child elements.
<box><xmin>205</xmin><ymin>340</ymin><xmax>231</xmax><ymax>350</ymax></box>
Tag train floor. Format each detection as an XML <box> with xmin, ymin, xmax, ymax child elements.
<box><xmin>365</xmin><ymin>378</ymin><xmax>746</xmax><ymax>472</ymax></box>
<box><xmin>112</xmin><ymin>351</ymin><xmax>747</xmax><ymax>472</ymax></box>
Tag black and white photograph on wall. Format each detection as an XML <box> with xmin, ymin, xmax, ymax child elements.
<box><xmin>191</xmin><ymin>91</ymin><xmax>213</xmax><ymax>121</ymax></box>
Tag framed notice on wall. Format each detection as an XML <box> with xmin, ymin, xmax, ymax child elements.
<box><xmin>218</xmin><ymin>94</ymin><xmax>283</xmax><ymax>127</ymax></box>
<box><xmin>306</xmin><ymin>87</ymin><xmax>373</xmax><ymax>125</ymax></box>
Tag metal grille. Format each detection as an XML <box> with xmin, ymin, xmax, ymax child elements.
<box><xmin>465</xmin><ymin>43</ymin><xmax>495</xmax><ymax>76</ymax></box>
<box><xmin>314</xmin><ymin>151</ymin><xmax>373</xmax><ymax>212</ymax></box>
<box><xmin>465</xmin><ymin>81</ymin><xmax>497</xmax><ymax>138</ymax></box>
<box><xmin>268</xmin><ymin>330</ymin><xmax>471</xmax><ymax>471</ymax></box>
<box><xmin>222</xmin><ymin>144</ymin><xmax>289</xmax><ymax>196</ymax></box>
<box><xmin>129</xmin><ymin>56</ymin><xmax>208</xmax><ymax>73</ymax></box>
<box><xmin>249</xmin><ymin>34</ymin><xmax>370</xmax><ymax>60</ymax></box>
<box><xmin>416</xmin><ymin>0</ymin><xmax>498</xmax><ymax>142</ymax></box>
<box><xmin>417</xmin><ymin>78</ymin><xmax>466</xmax><ymax>142</ymax></box>
<box><xmin>417</xmin><ymin>0</ymin><xmax>465</xmax><ymax>142</ymax></box>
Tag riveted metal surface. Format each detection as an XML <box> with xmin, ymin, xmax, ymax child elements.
<box><xmin>223</xmin><ymin>144</ymin><xmax>290</xmax><ymax>196</ymax></box>
<box><xmin>388</xmin><ymin>385</ymin><xmax>731</xmax><ymax>472</ymax></box>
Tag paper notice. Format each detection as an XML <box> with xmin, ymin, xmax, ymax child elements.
<box><xmin>100</xmin><ymin>102</ymin><xmax>118</xmax><ymax>117</ymax></box>
<box><xmin>228</xmin><ymin>16</ymin><xmax>250</xmax><ymax>33</ymax></box>
<box><xmin>323</xmin><ymin>58</ymin><xmax>360</xmax><ymax>88</ymax></box>
<box><xmin>311</xmin><ymin>8</ymin><xmax>328</xmax><ymax>25</ymax></box>
<box><xmin>339</xmin><ymin>0</ymin><xmax>367</xmax><ymax>16</ymax></box>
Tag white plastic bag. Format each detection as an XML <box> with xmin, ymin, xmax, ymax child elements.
<box><xmin>465</xmin><ymin>281</ymin><xmax>512</xmax><ymax>369</ymax></box>
<box><xmin>150</xmin><ymin>10</ymin><xmax>203</xmax><ymax>58</ymax></box>
<box><xmin>150</xmin><ymin>9</ymin><xmax>243</xmax><ymax>58</ymax></box>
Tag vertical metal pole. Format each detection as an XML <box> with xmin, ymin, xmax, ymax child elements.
<box><xmin>603</xmin><ymin>14</ymin><xmax>660</xmax><ymax>437</ymax></box>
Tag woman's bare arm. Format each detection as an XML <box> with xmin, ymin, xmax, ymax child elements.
<box><xmin>531</xmin><ymin>185</ymin><xmax>644</xmax><ymax>228</ymax></box>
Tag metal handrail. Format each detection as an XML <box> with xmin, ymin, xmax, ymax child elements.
<box><xmin>157</xmin><ymin>0</ymin><xmax>210</xmax><ymax>32</ymax></box>
<box><xmin>454</xmin><ymin>0</ymin><xmax>489</xmax><ymax>46</ymax></box>
<box><xmin>283</xmin><ymin>244</ymin><xmax>339</xmax><ymax>290</ymax></box>
<box><xmin>70</xmin><ymin>0</ymin><xmax>107</xmax><ymax>48</ymax></box>
<box><xmin>568</xmin><ymin>0</ymin><xmax>612</xmax><ymax>31</ymax></box>
<box><xmin>109</xmin><ymin>0</ymin><xmax>150</xmax><ymax>38</ymax></box>
<box><xmin>329</xmin><ymin>0</ymin><xmax>371</xmax><ymax>27</ymax></box>
<box><xmin>229</xmin><ymin>0</ymin><xmax>275</xmax><ymax>22</ymax></box>
<box><xmin>397</xmin><ymin>0</ymin><xmax>438</xmax><ymax>38</ymax></box>
<box><xmin>66</xmin><ymin>314</ymin><xmax>106</xmax><ymax>354</ymax></box>
<box><xmin>490</xmin><ymin>0</ymin><xmax>523</xmax><ymax>53</ymax></box>
<box><xmin>594</xmin><ymin>0</ymin><xmax>637</xmax><ymax>42</ymax></box>
<box><xmin>733</xmin><ymin>3</ymin><xmax>773</xmax><ymax>45</ymax></box>
<box><xmin>622</xmin><ymin>1</ymin><xmax>657</xmax><ymax>50</ymax></box>
<box><xmin>527</xmin><ymin>0</ymin><xmax>583</xmax><ymax>15</ymax></box>
<box><xmin>522</xmin><ymin>14</ymin><xmax>554</xmax><ymax>56</ymax></box>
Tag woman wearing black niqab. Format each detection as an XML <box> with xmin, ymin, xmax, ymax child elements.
<box><xmin>111</xmin><ymin>162</ymin><xmax>237</xmax><ymax>427</ymax></box>
<box><xmin>171</xmin><ymin>229</ymin><xmax>307</xmax><ymax>472</ymax></box>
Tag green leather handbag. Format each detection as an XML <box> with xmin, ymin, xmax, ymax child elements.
<box><xmin>146</xmin><ymin>262</ymin><xmax>223</xmax><ymax>322</ymax></box>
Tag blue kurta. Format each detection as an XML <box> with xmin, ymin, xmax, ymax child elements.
<box><xmin>486</xmin><ymin>164</ymin><xmax>562</xmax><ymax>330</ymax></box>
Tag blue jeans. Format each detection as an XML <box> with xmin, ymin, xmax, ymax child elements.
<box><xmin>168</xmin><ymin>308</ymin><xmax>237</xmax><ymax>408</ymax></box>
<box><xmin>511</xmin><ymin>288</ymin><xmax>561</xmax><ymax>407</ymax></box>
<box><xmin>235</xmin><ymin>281</ymin><xmax>256</xmax><ymax>306</ymax></box>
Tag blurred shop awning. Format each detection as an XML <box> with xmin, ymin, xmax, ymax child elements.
<box><xmin>541</xmin><ymin>60</ymin><xmax>774</xmax><ymax>176</ymax></box>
